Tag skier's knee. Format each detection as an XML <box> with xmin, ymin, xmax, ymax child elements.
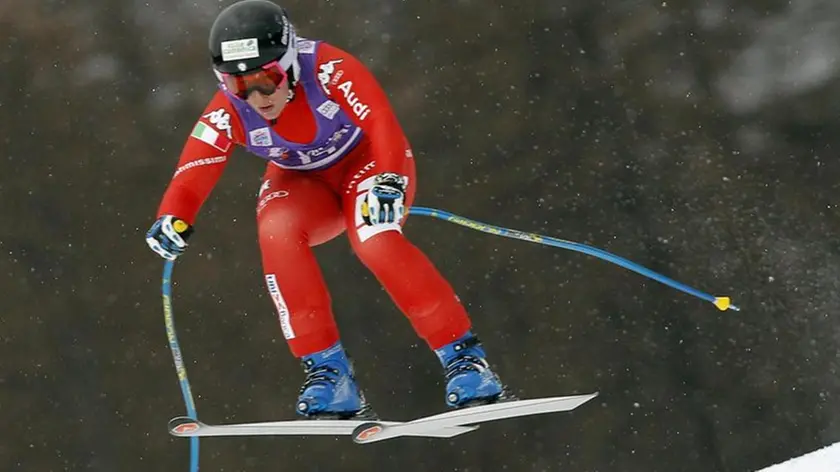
<box><xmin>350</xmin><ymin>230</ymin><xmax>405</xmax><ymax>266</ymax></box>
<box><xmin>258</xmin><ymin>211</ymin><xmax>307</xmax><ymax>246</ymax></box>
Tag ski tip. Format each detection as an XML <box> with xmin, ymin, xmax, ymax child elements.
<box><xmin>168</xmin><ymin>416</ymin><xmax>201</xmax><ymax>437</ymax></box>
<box><xmin>713</xmin><ymin>297</ymin><xmax>739</xmax><ymax>312</ymax></box>
<box><xmin>579</xmin><ymin>392</ymin><xmax>600</xmax><ymax>405</ymax></box>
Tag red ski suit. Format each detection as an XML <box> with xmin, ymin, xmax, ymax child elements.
<box><xmin>156</xmin><ymin>41</ymin><xmax>471</xmax><ymax>357</ymax></box>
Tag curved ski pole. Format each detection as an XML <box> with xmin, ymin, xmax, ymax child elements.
<box><xmin>407</xmin><ymin>207</ymin><xmax>739</xmax><ymax>312</ymax></box>
<box><xmin>162</xmin><ymin>260</ymin><xmax>200</xmax><ymax>471</ymax></box>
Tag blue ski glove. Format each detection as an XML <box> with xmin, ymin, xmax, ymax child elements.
<box><xmin>145</xmin><ymin>215</ymin><xmax>193</xmax><ymax>261</ymax></box>
<box><xmin>362</xmin><ymin>173</ymin><xmax>407</xmax><ymax>226</ymax></box>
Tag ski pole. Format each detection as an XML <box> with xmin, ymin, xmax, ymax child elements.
<box><xmin>407</xmin><ymin>206</ymin><xmax>738</xmax><ymax>312</ymax></box>
<box><xmin>162</xmin><ymin>260</ymin><xmax>200</xmax><ymax>471</ymax></box>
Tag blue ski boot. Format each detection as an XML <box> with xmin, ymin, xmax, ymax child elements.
<box><xmin>296</xmin><ymin>342</ymin><xmax>376</xmax><ymax>420</ymax></box>
<box><xmin>435</xmin><ymin>332</ymin><xmax>513</xmax><ymax>408</ymax></box>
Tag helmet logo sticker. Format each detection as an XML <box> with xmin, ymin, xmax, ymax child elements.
<box><xmin>221</xmin><ymin>38</ymin><xmax>260</xmax><ymax>62</ymax></box>
<box><xmin>237</xmin><ymin>63</ymin><xmax>247</xmax><ymax>72</ymax></box>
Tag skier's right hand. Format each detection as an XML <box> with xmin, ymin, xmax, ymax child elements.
<box><xmin>145</xmin><ymin>215</ymin><xmax>193</xmax><ymax>261</ymax></box>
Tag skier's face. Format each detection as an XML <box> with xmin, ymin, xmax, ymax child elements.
<box><xmin>246</xmin><ymin>80</ymin><xmax>290</xmax><ymax>120</ymax></box>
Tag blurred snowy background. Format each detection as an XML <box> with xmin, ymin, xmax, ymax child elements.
<box><xmin>3</xmin><ymin>0</ymin><xmax>840</xmax><ymax>470</ymax></box>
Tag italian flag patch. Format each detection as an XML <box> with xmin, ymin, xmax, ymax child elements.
<box><xmin>190</xmin><ymin>122</ymin><xmax>231</xmax><ymax>152</ymax></box>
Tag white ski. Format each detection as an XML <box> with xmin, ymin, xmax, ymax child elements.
<box><xmin>167</xmin><ymin>392</ymin><xmax>598</xmax><ymax>444</ymax></box>
<box><xmin>168</xmin><ymin>416</ymin><xmax>477</xmax><ymax>439</ymax></box>
<box><xmin>352</xmin><ymin>392</ymin><xmax>599</xmax><ymax>444</ymax></box>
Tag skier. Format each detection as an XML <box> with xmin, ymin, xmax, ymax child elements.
<box><xmin>145</xmin><ymin>0</ymin><xmax>509</xmax><ymax>419</ymax></box>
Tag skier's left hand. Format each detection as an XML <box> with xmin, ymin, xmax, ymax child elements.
<box><xmin>145</xmin><ymin>215</ymin><xmax>193</xmax><ymax>261</ymax></box>
<box><xmin>362</xmin><ymin>172</ymin><xmax>407</xmax><ymax>226</ymax></box>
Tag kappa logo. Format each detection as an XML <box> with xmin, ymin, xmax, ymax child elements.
<box><xmin>337</xmin><ymin>81</ymin><xmax>371</xmax><ymax>121</ymax></box>
<box><xmin>203</xmin><ymin>108</ymin><xmax>232</xmax><ymax>138</ymax></box>
<box><xmin>317</xmin><ymin>59</ymin><xmax>344</xmax><ymax>94</ymax></box>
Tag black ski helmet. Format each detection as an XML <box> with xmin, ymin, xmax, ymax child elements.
<box><xmin>209</xmin><ymin>0</ymin><xmax>299</xmax><ymax>76</ymax></box>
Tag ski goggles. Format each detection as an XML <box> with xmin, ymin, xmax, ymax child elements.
<box><xmin>216</xmin><ymin>60</ymin><xmax>289</xmax><ymax>100</ymax></box>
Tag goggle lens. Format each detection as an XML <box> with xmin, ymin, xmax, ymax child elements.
<box><xmin>220</xmin><ymin>61</ymin><xmax>288</xmax><ymax>99</ymax></box>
